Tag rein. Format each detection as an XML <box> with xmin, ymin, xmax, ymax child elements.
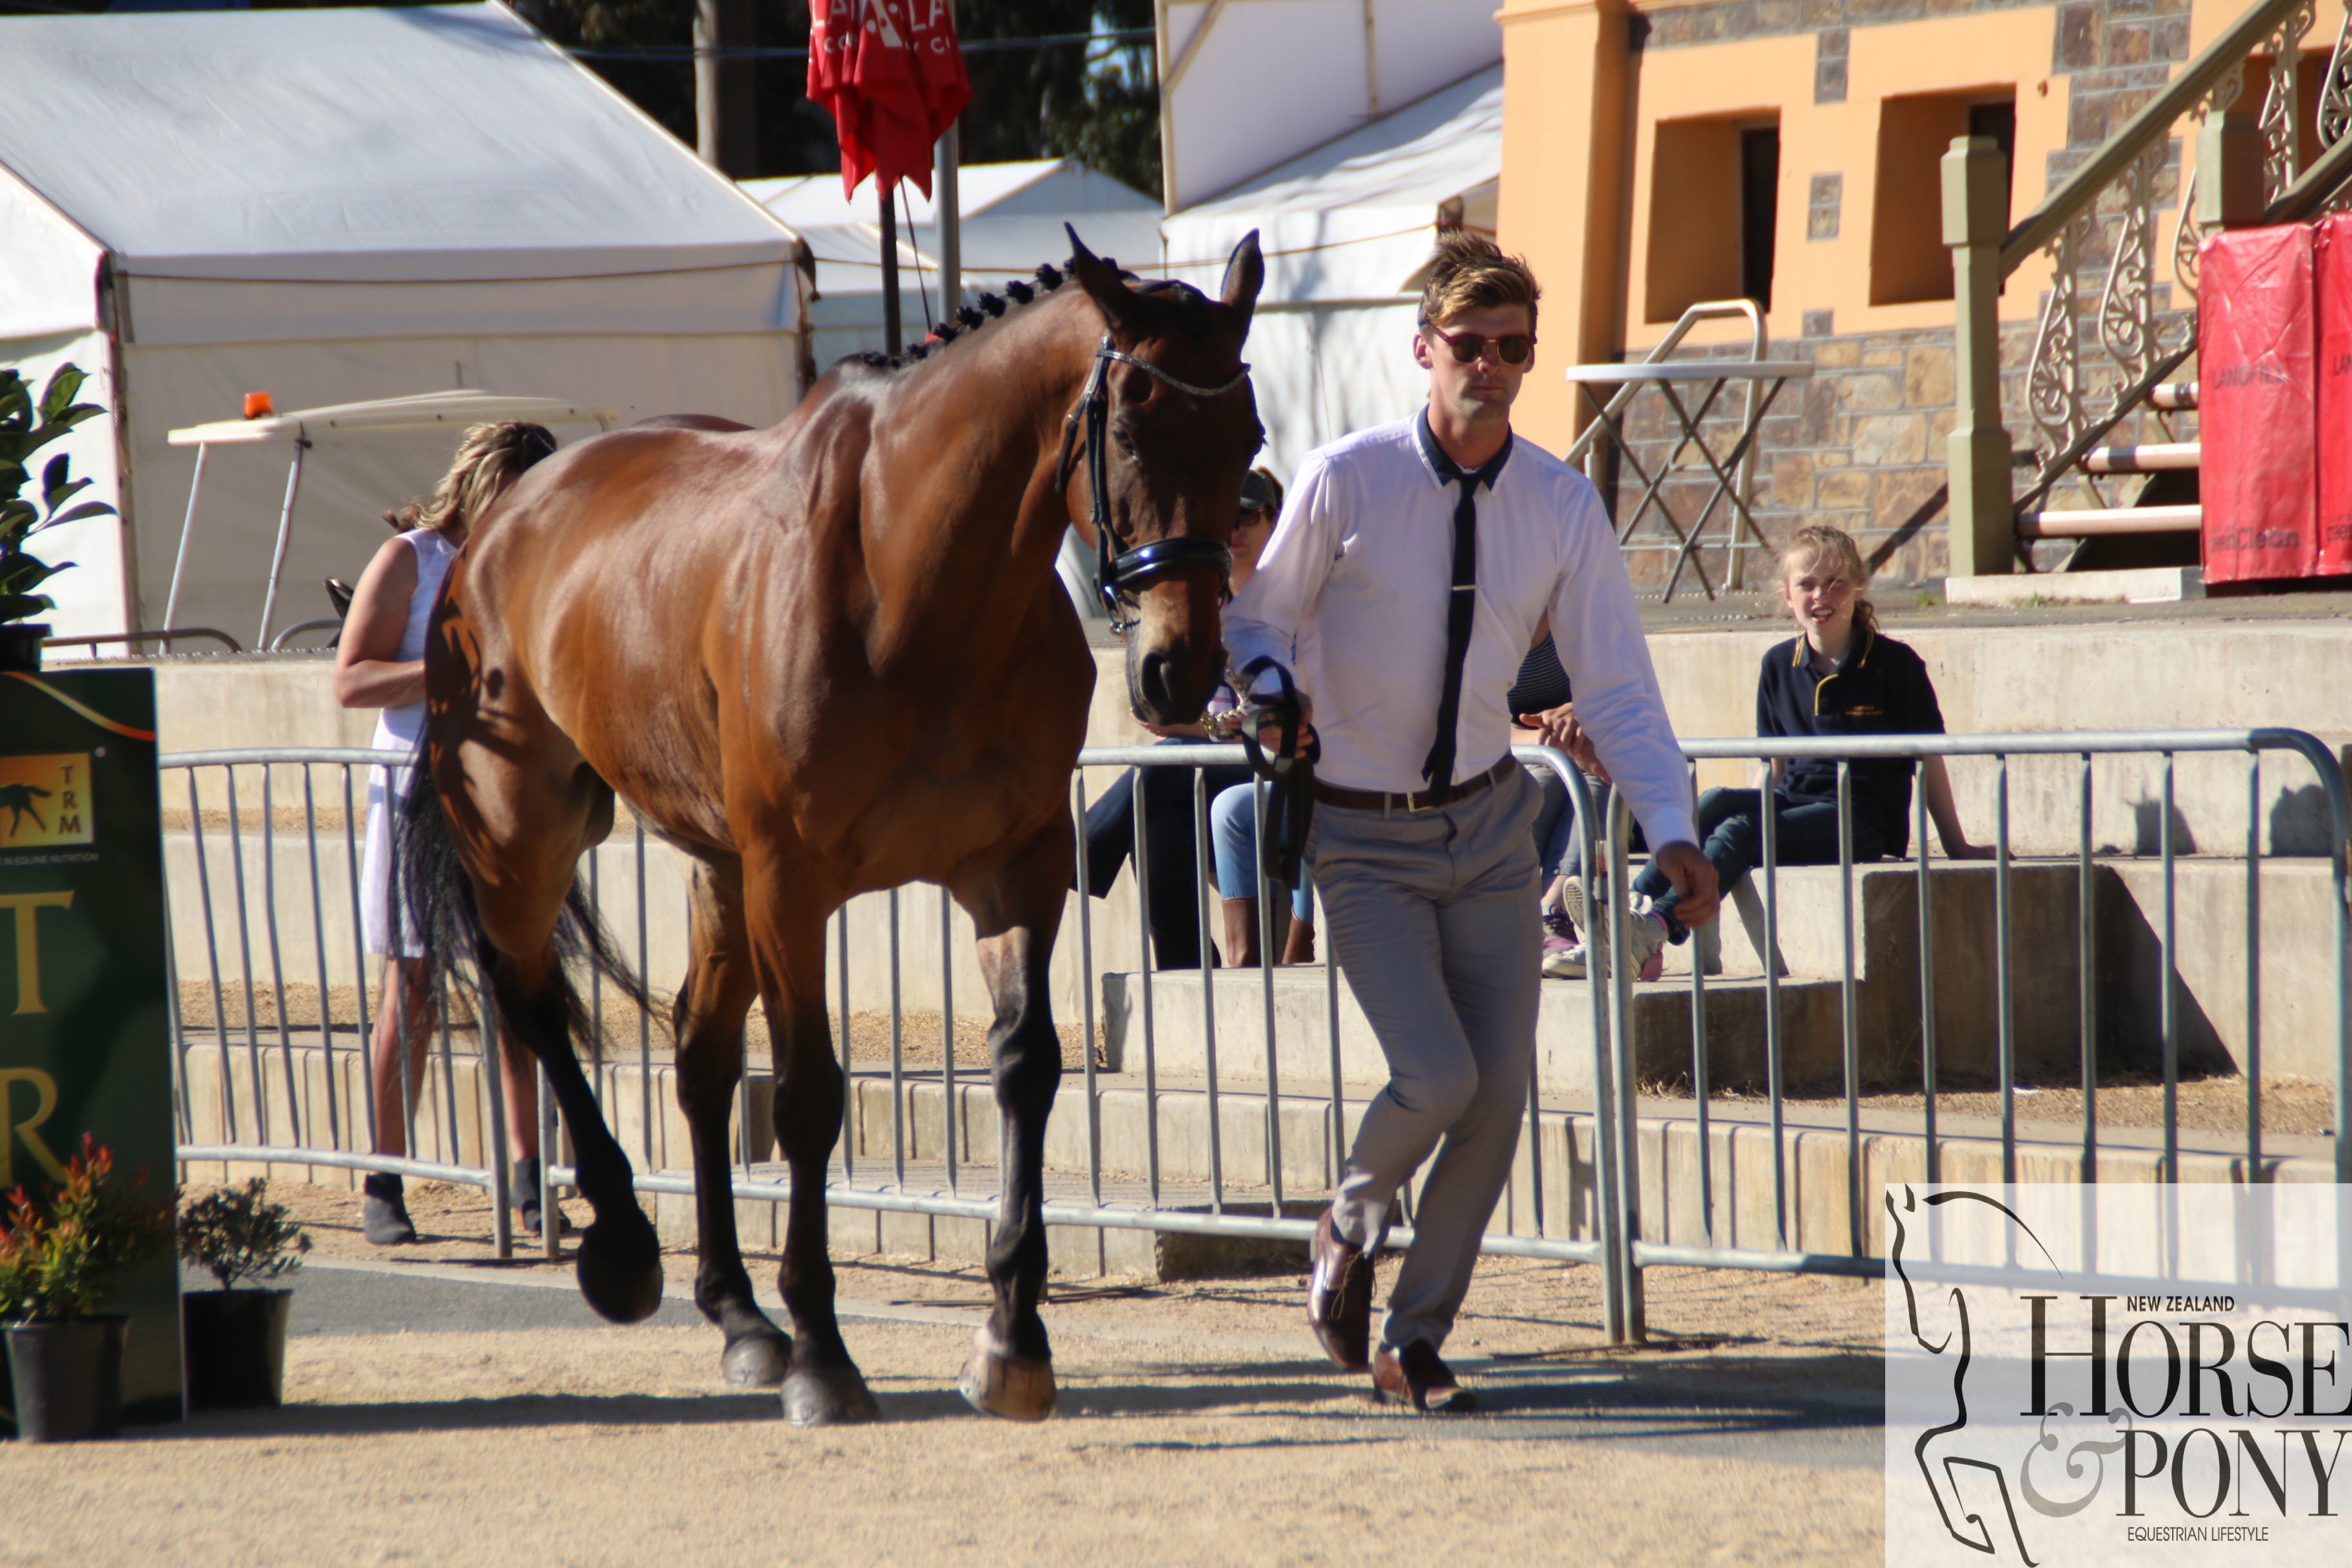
<box><xmin>1055</xmin><ymin>333</ymin><xmax>1251</xmax><ymax>633</ymax></box>
<box><xmin>1233</xmin><ymin>656</ymin><xmax>1318</xmax><ymax>889</ymax></box>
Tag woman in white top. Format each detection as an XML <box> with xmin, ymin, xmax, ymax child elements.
<box><xmin>334</xmin><ymin>422</ymin><xmax>558</xmax><ymax>1245</ymax></box>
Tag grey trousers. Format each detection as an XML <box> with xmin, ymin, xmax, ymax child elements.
<box><xmin>1309</xmin><ymin>765</ymin><xmax>1542</xmax><ymax>1352</ymax></box>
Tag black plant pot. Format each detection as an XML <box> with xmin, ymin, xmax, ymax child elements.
<box><xmin>182</xmin><ymin>1289</ymin><xmax>293</xmax><ymax>1411</ymax></box>
<box><xmin>3</xmin><ymin>1317</ymin><xmax>128</xmax><ymax>1442</ymax></box>
<box><xmin>0</xmin><ymin>623</ymin><xmax>47</xmax><ymax>673</ymax></box>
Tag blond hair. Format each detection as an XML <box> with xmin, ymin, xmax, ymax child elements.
<box><xmin>1778</xmin><ymin>523</ymin><xmax>1878</xmax><ymax>637</ymax></box>
<box><xmin>1417</xmin><ymin>230</ymin><xmax>1540</xmax><ymax>337</ymax></box>
<box><xmin>384</xmin><ymin>421</ymin><xmax>558</xmax><ymax>538</ymax></box>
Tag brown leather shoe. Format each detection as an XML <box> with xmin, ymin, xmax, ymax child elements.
<box><xmin>1307</xmin><ymin>1208</ymin><xmax>1373</xmax><ymax>1371</ymax></box>
<box><xmin>1373</xmin><ymin>1340</ymin><xmax>1476</xmax><ymax>1414</ymax></box>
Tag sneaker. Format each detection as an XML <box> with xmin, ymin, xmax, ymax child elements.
<box><xmin>1559</xmin><ymin>875</ymin><xmax>1597</xmax><ymax>937</ymax></box>
<box><xmin>1540</xmin><ymin>907</ymin><xmax>1576</xmax><ymax>967</ymax></box>
<box><xmin>1625</xmin><ymin>909</ymin><xmax>1669</xmax><ymax>983</ymax></box>
<box><xmin>1541</xmin><ymin>940</ymin><xmax>1589</xmax><ymax>981</ymax></box>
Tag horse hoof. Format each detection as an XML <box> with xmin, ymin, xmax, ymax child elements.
<box><xmin>782</xmin><ymin>1362</ymin><xmax>881</xmax><ymax>1426</ymax></box>
<box><xmin>959</xmin><ymin>1331</ymin><xmax>1057</xmax><ymax>1422</ymax></box>
<box><xmin>722</xmin><ymin>1329</ymin><xmax>792</xmax><ymax>1389</ymax></box>
<box><xmin>575</xmin><ymin>1215</ymin><xmax>663</xmax><ymax>1324</ymax></box>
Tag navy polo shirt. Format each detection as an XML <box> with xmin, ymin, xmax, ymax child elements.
<box><xmin>1756</xmin><ymin>625</ymin><xmax>1945</xmax><ymax>852</ymax></box>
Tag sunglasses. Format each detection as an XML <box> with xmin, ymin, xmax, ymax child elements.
<box><xmin>1424</xmin><ymin>322</ymin><xmax>1536</xmax><ymax>366</ymax></box>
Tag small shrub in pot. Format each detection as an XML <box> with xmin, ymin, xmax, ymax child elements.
<box><xmin>0</xmin><ymin>1137</ymin><xmax>174</xmax><ymax>1442</ymax></box>
<box><xmin>177</xmin><ymin>1179</ymin><xmax>309</xmax><ymax>1411</ymax></box>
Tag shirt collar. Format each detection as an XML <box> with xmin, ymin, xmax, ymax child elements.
<box><xmin>1413</xmin><ymin>406</ymin><xmax>1513</xmax><ymax>493</ymax></box>
<box><xmin>1792</xmin><ymin>622</ymin><xmax>1876</xmax><ymax>676</ymax></box>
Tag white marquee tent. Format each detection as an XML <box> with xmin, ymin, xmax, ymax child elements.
<box><xmin>1157</xmin><ymin>64</ymin><xmax>1502</xmax><ymax>484</ymax></box>
<box><xmin>0</xmin><ymin>4</ymin><xmax>808</xmax><ymax>646</ymax></box>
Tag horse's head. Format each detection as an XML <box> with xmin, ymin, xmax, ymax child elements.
<box><xmin>1063</xmin><ymin>228</ymin><xmax>1265</xmax><ymax>728</ymax></box>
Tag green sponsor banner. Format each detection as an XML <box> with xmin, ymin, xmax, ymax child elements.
<box><xmin>0</xmin><ymin>667</ymin><xmax>179</xmax><ymax>1426</ymax></box>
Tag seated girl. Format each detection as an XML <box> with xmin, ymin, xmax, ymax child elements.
<box><xmin>1620</xmin><ymin>522</ymin><xmax>1989</xmax><ymax>979</ymax></box>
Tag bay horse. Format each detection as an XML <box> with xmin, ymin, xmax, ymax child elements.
<box><xmin>401</xmin><ymin>231</ymin><xmax>1265</xmax><ymax>1424</ymax></box>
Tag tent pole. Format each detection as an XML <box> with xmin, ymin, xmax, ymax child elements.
<box><xmin>258</xmin><ymin>438</ymin><xmax>308</xmax><ymax>651</ymax></box>
<box><xmin>880</xmin><ymin>181</ymin><xmax>902</xmax><ymax>356</ymax></box>
<box><xmin>937</xmin><ymin>121</ymin><xmax>961</xmax><ymax>317</ymax></box>
<box><xmin>164</xmin><ymin>442</ymin><xmax>209</xmax><ymax>652</ymax></box>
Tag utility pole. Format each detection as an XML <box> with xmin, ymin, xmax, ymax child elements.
<box><xmin>694</xmin><ymin>0</ymin><xmax>760</xmax><ymax>177</ymax></box>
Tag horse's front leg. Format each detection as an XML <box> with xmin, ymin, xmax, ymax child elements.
<box><xmin>747</xmin><ymin>863</ymin><xmax>881</xmax><ymax>1426</ymax></box>
<box><xmin>672</xmin><ymin>856</ymin><xmax>792</xmax><ymax>1386</ymax></box>
<box><xmin>952</xmin><ymin>819</ymin><xmax>1071</xmax><ymax>1421</ymax></box>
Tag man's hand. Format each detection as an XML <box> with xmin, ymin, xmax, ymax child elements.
<box><xmin>1649</xmin><ymin>841</ymin><xmax>1720</xmax><ymax>928</ymax></box>
<box><xmin>1514</xmin><ymin>702</ymin><xmax>1608</xmax><ymax>779</ymax></box>
<box><xmin>1247</xmin><ymin>687</ymin><xmax>1317</xmax><ymax>760</ymax></box>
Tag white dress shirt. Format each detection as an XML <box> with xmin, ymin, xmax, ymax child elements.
<box><xmin>1223</xmin><ymin>414</ymin><xmax>1698</xmax><ymax>851</ymax></box>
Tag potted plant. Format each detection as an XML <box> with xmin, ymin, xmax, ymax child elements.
<box><xmin>0</xmin><ymin>362</ymin><xmax>116</xmax><ymax>672</ymax></box>
<box><xmin>176</xmin><ymin>1178</ymin><xmax>309</xmax><ymax>1410</ymax></box>
<box><xmin>0</xmin><ymin>1136</ymin><xmax>174</xmax><ymax>1442</ymax></box>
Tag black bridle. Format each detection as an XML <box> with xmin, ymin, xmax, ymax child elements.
<box><xmin>1055</xmin><ymin>333</ymin><xmax>1251</xmax><ymax>634</ymax></box>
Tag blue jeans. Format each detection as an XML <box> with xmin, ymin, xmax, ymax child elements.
<box><xmin>1632</xmin><ymin>785</ymin><xmax>1887</xmax><ymax>937</ymax></box>
<box><xmin>1210</xmin><ymin>781</ymin><xmax>1315</xmax><ymax>923</ymax></box>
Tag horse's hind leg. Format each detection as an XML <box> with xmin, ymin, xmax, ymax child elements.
<box><xmin>951</xmin><ymin>818</ymin><xmax>1072</xmax><ymax>1422</ymax></box>
<box><xmin>672</xmin><ymin>856</ymin><xmax>791</xmax><ymax>1386</ymax></box>
<box><xmin>746</xmin><ymin>860</ymin><xmax>879</xmax><ymax>1426</ymax></box>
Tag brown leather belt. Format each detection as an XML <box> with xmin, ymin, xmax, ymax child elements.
<box><xmin>1312</xmin><ymin>756</ymin><xmax>1515</xmax><ymax>816</ymax></box>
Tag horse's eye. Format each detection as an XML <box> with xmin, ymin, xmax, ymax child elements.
<box><xmin>1113</xmin><ymin>429</ymin><xmax>1139</xmax><ymax>456</ymax></box>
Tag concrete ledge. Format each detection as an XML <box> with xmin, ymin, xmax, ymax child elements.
<box><xmin>1941</xmin><ymin>567</ymin><xmax>2205</xmax><ymax>606</ymax></box>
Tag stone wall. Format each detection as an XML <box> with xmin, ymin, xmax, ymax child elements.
<box><xmin>1605</xmin><ymin>0</ymin><xmax>2204</xmax><ymax>588</ymax></box>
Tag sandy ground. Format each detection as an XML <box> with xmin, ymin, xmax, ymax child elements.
<box><xmin>0</xmin><ymin>1181</ymin><xmax>1889</xmax><ymax>1567</ymax></box>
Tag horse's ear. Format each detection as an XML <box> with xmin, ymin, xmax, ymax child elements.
<box><xmin>1066</xmin><ymin>223</ymin><xmax>1146</xmax><ymax>337</ymax></box>
<box><xmin>1220</xmin><ymin>230</ymin><xmax>1264</xmax><ymax>330</ymax></box>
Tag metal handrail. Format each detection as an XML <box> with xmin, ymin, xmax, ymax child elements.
<box><xmin>1998</xmin><ymin>0</ymin><xmax>2306</xmax><ymax>274</ymax></box>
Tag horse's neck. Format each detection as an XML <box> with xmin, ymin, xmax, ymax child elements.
<box><xmin>857</xmin><ymin>305</ymin><xmax>1090</xmax><ymax>681</ymax></box>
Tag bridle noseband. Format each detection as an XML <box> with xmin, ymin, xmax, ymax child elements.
<box><xmin>1056</xmin><ymin>333</ymin><xmax>1252</xmax><ymax>634</ymax></box>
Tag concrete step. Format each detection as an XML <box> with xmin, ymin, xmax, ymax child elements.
<box><xmin>1100</xmin><ymin>964</ymin><xmax>1848</xmax><ymax>1097</ymax></box>
<box><xmin>1943</xmin><ymin>565</ymin><xmax>2204</xmax><ymax>605</ymax></box>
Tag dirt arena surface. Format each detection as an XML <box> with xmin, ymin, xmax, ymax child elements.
<box><xmin>0</xmin><ymin>1182</ymin><xmax>1888</xmax><ymax>1566</ymax></box>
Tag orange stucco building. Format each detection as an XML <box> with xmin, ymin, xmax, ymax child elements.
<box><xmin>1494</xmin><ymin>0</ymin><xmax>2345</xmax><ymax>585</ymax></box>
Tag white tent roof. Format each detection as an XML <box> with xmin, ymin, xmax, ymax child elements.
<box><xmin>1159</xmin><ymin>64</ymin><xmax>1502</xmax><ymax>306</ymax></box>
<box><xmin>745</xmin><ymin>159</ymin><xmax>1162</xmax><ymax>300</ymax></box>
<box><xmin>0</xmin><ymin>4</ymin><xmax>801</xmax><ymax>343</ymax></box>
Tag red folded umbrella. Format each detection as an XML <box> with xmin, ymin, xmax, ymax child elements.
<box><xmin>808</xmin><ymin>0</ymin><xmax>971</xmax><ymax>199</ymax></box>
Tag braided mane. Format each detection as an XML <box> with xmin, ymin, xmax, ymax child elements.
<box><xmin>851</xmin><ymin>255</ymin><xmax>1167</xmax><ymax>371</ymax></box>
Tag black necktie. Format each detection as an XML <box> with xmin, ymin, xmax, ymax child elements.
<box><xmin>1419</xmin><ymin>416</ymin><xmax>1511</xmax><ymax>795</ymax></box>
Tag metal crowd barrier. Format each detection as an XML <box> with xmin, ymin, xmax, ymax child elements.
<box><xmin>159</xmin><ymin>732</ymin><xmax>2349</xmax><ymax>1349</ymax></box>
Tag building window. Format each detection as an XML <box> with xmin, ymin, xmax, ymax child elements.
<box><xmin>1868</xmin><ymin>88</ymin><xmax>2014</xmax><ymax>307</ymax></box>
<box><xmin>1645</xmin><ymin>113</ymin><xmax>1781</xmax><ymax>324</ymax></box>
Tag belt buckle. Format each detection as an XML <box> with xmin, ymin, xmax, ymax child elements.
<box><xmin>1400</xmin><ymin>787</ymin><xmax>1441</xmax><ymax>815</ymax></box>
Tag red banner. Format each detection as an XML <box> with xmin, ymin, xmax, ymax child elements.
<box><xmin>2316</xmin><ymin>214</ymin><xmax>2352</xmax><ymax>575</ymax></box>
<box><xmin>808</xmin><ymin>0</ymin><xmax>971</xmax><ymax>200</ymax></box>
<box><xmin>2200</xmin><ymin>222</ymin><xmax>2319</xmax><ymax>583</ymax></box>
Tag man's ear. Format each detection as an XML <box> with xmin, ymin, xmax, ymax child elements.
<box><xmin>1411</xmin><ymin>328</ymin><xmax>1436</xmax><ymax>372</ymax></box>
<box><xmin>1066</xmin><ymin>224</ymin><xmax>1146</xmax><ymax>340</ymax></box>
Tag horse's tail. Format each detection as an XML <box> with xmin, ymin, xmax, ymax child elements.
<box><xmin>394</xmin><ymin>752</ymin><xmax>654</xmax><ymax>1046</ymax></box>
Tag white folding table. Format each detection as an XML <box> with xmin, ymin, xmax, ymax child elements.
<box><xmin>164</xmin><ymin>389</ymin><xmax>618</xmax><ymax>651</ymax></box>
<box><xmin>1562</xmin><ymin>358</ymin><xmax>1813</xmax><ymax>602</ymax></box>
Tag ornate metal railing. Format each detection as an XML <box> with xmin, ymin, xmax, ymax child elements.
<box><xmin>1943</xmin><ymin>0</ymin><xmax>2352</xmax><ymax>576</ymax></box>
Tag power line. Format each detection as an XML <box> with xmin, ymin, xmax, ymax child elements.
<box><xmin>566</xmin><ymin>28</ymin><xmax>1153</xmax><ymax>63</ymax></box>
